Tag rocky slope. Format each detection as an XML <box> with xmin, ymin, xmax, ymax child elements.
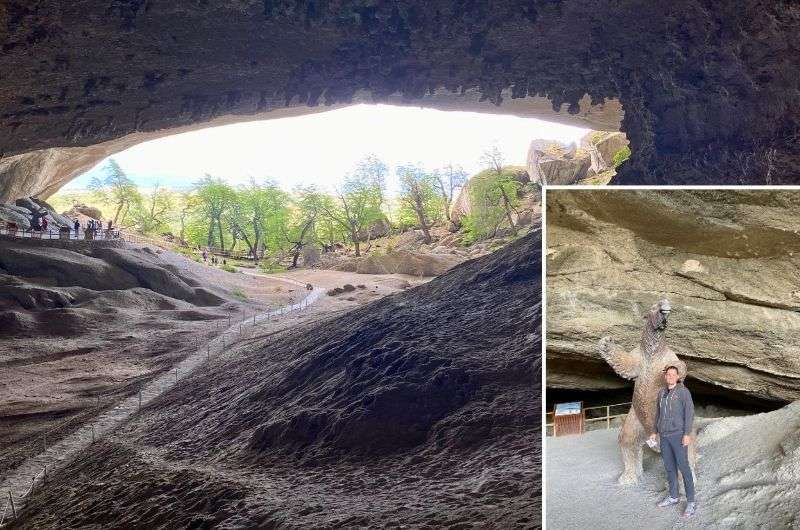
<box><xmin>546</xmin><ymin>189</ymin><xmax>800</xmax><ymax>403</ymax></box>
<box><xmin>0</xmin><ymin>238</ymin><xmax>252</xmax><ymax>478</ymax></box>
<box><xmin>1</xmin><ymin>1</ymin><xmax>798</xmax><ymax>199</ymax></box>
<box><xmin>10</xmin><ymin>232</ymin><xmax>541</xmax><ymax>528</ymax></box>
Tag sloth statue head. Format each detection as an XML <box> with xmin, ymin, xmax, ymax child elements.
<box><xmin>645</xmin><ymin>299</ymin><xmax>671</xmax><ymax>331</ymax></box>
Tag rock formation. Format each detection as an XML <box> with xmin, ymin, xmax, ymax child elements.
<box><xmin>449</xmin><ymin>166</ymin><xmax>530</xmax><ymax>226</ymax></box>
<box><xmin>581</xmin><ymin>131</ymin><xmax>629</xmax><ymax>175</ymax></box>
<box><xmin>527</xmin><ymin>140</ymin><xmax>591</xmax><ymax>185</ymax></box>
<box><xmin>1</xmin><ymin>1</ymin><xmax>798</xmax><ymax>201</ymax></box>
<box><xmin>526</xmin><ymin>131</ymin><xmax>629</xmax><ymax>185</ymax></box>
<box><xmin>12</xmin><ymin>230</ymin><xmax>541</xmax><ymax>528</ymax></box>
<box><xmin>0</xmin><ymin>195</ymin><xmax>72</xmax><ymax>230</ymax></box>
<box><xmin>598</xmin><ymin>299</ymin><xmax>696</xmax><ymax>485</ymax></box>
<box><xmin>547</xmin><ymin>189</ymin><xmax>800</xmax><ymax>403</ymax></box>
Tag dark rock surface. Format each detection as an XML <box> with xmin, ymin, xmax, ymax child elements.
<box><xmin>11</xmin><ymin>232</ymin><xmax>541</xmax><ymax>528</ymax></box>
<box><xmin>0</xmin><ymin>1</ymin><xmax>798</xmax><ymax>199</ymax></box>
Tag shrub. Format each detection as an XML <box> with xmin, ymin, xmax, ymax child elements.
<box><xmin>612</xmin><ymin>146</ymin><xmax>632</xmax><ymax>169</ymax></box>
<box><xmin>221</xmin><ymin>264</ymin><xmax>238</xmax><ymax>273</ymax></box>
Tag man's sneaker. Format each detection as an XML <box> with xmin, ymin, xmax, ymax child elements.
<box><xmin>683</xmin><ymin>502</ymin><xmax>697</xmax><ymax>517</ymax></box>
<box><xmin>657</xmin><ymin>497</ymin><xmax>679</xmax><ymax>508</ymax></box>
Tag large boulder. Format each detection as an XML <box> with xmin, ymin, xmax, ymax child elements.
<box><xmin>580</xmin><ymin>131</ymin><xmax>629</xmax><ymax>173</ymax></box>
<box><xmin>450</xmin><ymin>166</ymin><xmax>529</xmax><ymax>225</ymax></box>
<box><xmin>63</xmin><ymin>203</ymin><xmax>104</xmax><ymax>221</ymax></box>
<box><xmin>526</xmin><ymin>139</ymin><xmax>592</xmax><ymax>185</ymax></box>
<box><xmin>546</xmin><ymin>189</ymin><xmax>800</xmax><ymax>403</ymax></box>
<box><xmin>356</xmin><ymin>217</ymin><xmax>391</xmax><ymax>242</ymax></box>
<box><xmin>30</xmin><ymin>197</ymin><xmax>76</xmax><ymax>228</ymax></box>
<box><xmin>537</xmin><ymin>156</ymin><xmax>592</xmax><ymax>185</ymax></box>
<box><xmin>0</xmin><ymin>204</ymin><xmax>32</xmax><ymax>229</ymax></box>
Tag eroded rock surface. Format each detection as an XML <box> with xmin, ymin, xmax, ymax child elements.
<box><xmin>11</xmin><ymin>230</ymin><xmax>541</xmax><ymax>528</ymax></box>
<box><xmin>547</xmin><ymin>189</ymin><xmax>800</xmax><ymax>403</ymax></box>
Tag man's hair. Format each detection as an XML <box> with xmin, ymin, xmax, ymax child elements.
<box><xmin>664</xmin><ymin>365</ymin><xmax>680</xmax><ymax>375</ymax></box>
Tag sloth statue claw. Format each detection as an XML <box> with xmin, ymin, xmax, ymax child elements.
<box><xmin>597</xmin><ymin>299</ymin><xmax>696</xmax><ymax>486</ymax></box>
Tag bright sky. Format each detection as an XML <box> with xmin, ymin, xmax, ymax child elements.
<box><xmin>68</xmin><ymin>103</ymin><xmax>589</xmax><ymax>195</ymax></box>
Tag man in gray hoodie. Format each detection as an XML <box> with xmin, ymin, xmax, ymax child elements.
<box><xmin>649</xmin><ymin>365</ymin><xmax>696</xmax><ymax>517</ymax></box>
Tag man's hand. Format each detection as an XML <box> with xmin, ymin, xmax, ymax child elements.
<box><xmin>682</xmin><ymin>435</ymin><xmax>690</xmax><ymax>447</ymax></box>
<box><xmin>649</xmin><ymin>433</ymin><xmax>657</xmax><ymax>442</ymax></box>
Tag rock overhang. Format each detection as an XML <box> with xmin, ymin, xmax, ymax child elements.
<box><xmin>1</xmin><ymin>0</ymin><xmax>797</xmax><ymax>200</ymax></box>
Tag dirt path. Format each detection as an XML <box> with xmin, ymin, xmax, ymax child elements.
<box><xmin>0</xmin><ymin>285</ymin><xmax>323</xmax><ymax>526</ymax></box>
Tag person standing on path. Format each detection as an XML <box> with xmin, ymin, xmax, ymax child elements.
<box><xmin>650</xmin><ymin>366</ymin><xmax>696</xmax><ymax>517</ymax></box>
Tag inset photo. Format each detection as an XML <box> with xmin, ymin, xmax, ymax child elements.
<box><xmin>545</xmin><ymin>189</ymin><xmax>800</xmax><ymax>529</ymax></box>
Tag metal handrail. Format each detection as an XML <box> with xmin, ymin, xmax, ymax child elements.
<box><xmin>545</xmin><ymin>402</ymin><xmax>631</xmax><ymax>433</ymax></box>
<box><xmin>0</xmin><ymin>227</ymin><xmax>121</xmax><ymax>241</ymax></box>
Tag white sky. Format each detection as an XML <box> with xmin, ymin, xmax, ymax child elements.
<box><xmin>68</xmin><ymin>103</ymin><xmax>589</xmax><ymax>195</ymax></box>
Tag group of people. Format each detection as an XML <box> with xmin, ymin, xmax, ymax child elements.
<box><xmin>29</xmin><ymin>208</ymin><xmax>49</xmax><ymax>231</ymax></box>
<box><xmin>76</xmin><ymin>218</ymin><xmax>112</xmax><ymax>232</ymax></box>
<box><xmin>201</xmin><ymin>249</ymin><xmax>226</xmax><ymax>266</ymax></box>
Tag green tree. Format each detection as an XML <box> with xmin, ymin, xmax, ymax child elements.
<box><xmin>479</xmin><ymin>146</ymin><xmax>519</xmax><ymax>235</ymax></box>
<box><xmin>89</xmin><ymin>158</ymin><xmax>141</xmax><ymax>226</ymax></box>
<box><xmin>282</xmin><ymin>186</ymin><xmax>328</xmax><ymax>267</ymax></box>
<box><xmin>354</xmin><ymin>154</ymin><xmax>388</xmax><ymax>206</ymax></box>
<box><xmin>177</xmin><ymin>191</ymin><xmax>200</xmax><ymax>242</ymax></box>
<box><xmin>320</xmin><ymin>172</ymin><xmax>384</xmax><ymax>257</ymax></box>
<box><xmin>130</xmin><ymin>182</ymin><xmax>174</xmax><ymax>234</ymax></box>
<box><xmin>463</xmin><ymin>166</ymin><xmax>523</xmax><ymax>242</ymax></box>
<box><xmin>229</xmin><ymin>179</ymin><xmax>290</xmax><ymax>260</ymax></box>
<box><xmin>433</xmin><ymin>163</ymin><xmax>467</xmax><ymax>223</ymax></box>
<box><xmin>194</xmin><ymin>175</ymin><xmax>236</xmax><ymax>250</ymax></box>
<box><xmin>397</xmin><ymin>164</ymin><xmax>443</xmax><ymax>244</ymax></box>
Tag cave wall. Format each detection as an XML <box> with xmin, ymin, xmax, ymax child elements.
<box><xmin>1</xmin><ymin>0</ymin><xmax>798</xmax><ymax>200</ymax></box>
<box><xmin>546</xmin><ymin>189</ymin><xmax>800</xmax><ymax>403</ymax></box>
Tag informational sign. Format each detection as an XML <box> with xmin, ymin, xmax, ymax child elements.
<box><xmin>554</xmin><ymin>401</ymin><xmax>584</xmax><ymax>436</ymax></box>
<box><xmin>555</xmin><ymin>402</ymin><xmax>582</xmax><ymax>416</ymax></box>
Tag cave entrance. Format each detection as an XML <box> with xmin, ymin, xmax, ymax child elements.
<box><xmin>34</xmin><ymin>101</ymin><xmax>615</xmax><ymax>263</ymax></box>
<box><xmin>545</xmin><ymin>384</ymin><xmax>785</xmax><ymax>437</ymax></box>
<box><xmin>0</xmin><ymin>91</ymin><xmax>628</xmax><ymax>204</ymax></box>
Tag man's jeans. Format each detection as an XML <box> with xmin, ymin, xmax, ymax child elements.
<box><xmin>661</xmin><ymin>432</ymin><xmax>695</xmax><ymax>502</ymax></box>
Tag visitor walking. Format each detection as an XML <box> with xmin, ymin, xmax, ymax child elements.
<box><xmin>73</xmin><ymin>218</ymin><xmax>80</xmax><ymax>236</ymax></box>
<box><xmin>41</xmin><ymin>217</ymin><xmax>48</xmax><ymax>231</ymax></box>
<box><xmin>650</xmin><ymin>366</ymin><xmax>696</xmax><ymax>517</ymax></box>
